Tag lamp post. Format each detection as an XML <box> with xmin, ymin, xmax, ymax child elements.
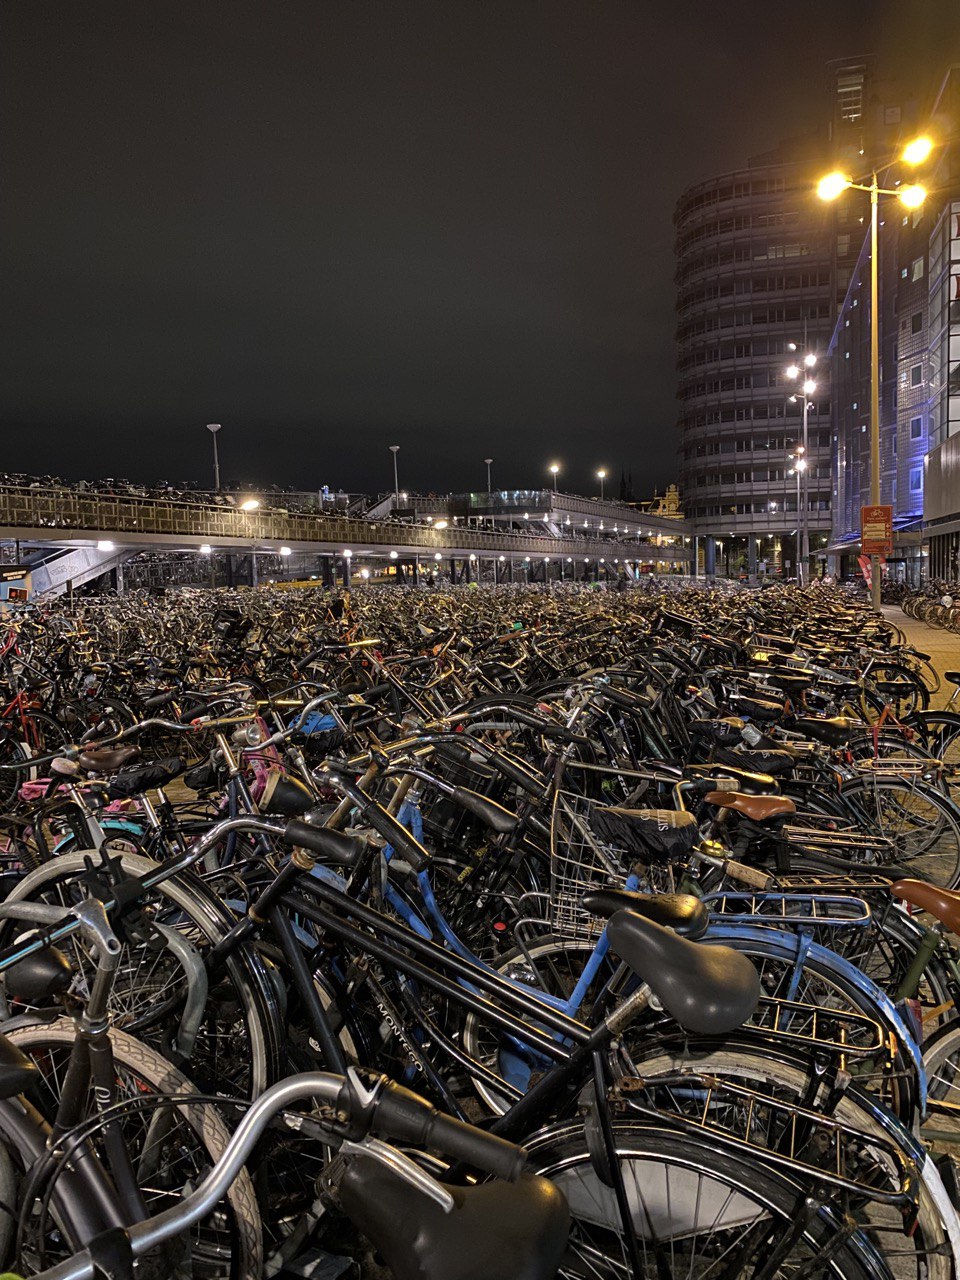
<box><xmin>596</xmin><ymin>468</ymin><xmax>606</xmax><ymax>500</ymax></box>
<box><xmin>389</xmin><ymin>445</ymin><xmax>400</xmax><ymax>506</ymax></box>
<box><xmin>790</xmin><ymin>448</ymin><xmax>807</xmax><ymax>579</ymax></box>
<box><xmin>484</xmin><ymin>458</ymin><xmax>493</xmax><ymax>493</ymax></box>
<box><xmin>817</xmin><ymin>136</ymin><xmax>932</xmax><ymax>610</ymax></box>
<box><xmin>784</xmin><ymin>350</ymin><xmax>817</xmax><ymax>586</ymax></box>
<box><xmin>549</xmin><ymin>463</ymin><xmax>560</xmax><ymax>493</ymax></box>
<box><xmin>206</xmin><ymin>424</ymin><xmax>222</xmax><ymax>491</ymax></box>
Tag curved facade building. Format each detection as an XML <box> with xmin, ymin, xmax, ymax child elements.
<box><xmin>675</xmin><ymin>154</ymin><xmax>835</xmax><ymax>576</ymax></box>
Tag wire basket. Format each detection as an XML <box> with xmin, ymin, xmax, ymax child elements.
<box><xmin>549</xmin><ymin>790</ymin><xmax>630</xmax><ymax>940</ymax></box>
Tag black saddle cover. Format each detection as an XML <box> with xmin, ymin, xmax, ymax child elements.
<box><xmin>339</xmin><ymin>1159</ymin><xmax>569</xmax><ymax>1280</ymax></box>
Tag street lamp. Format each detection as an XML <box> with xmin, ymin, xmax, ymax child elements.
<box><xmin>596</xmin><ymin>468</ymin><xmax>607</xmax><ymax>500</ymax></box>
<box><xmin>239</xmin><ymin>497</ymin><xmax>260</xmax><ymax>512</ymax></box>
<box><xmin>785</xmin><ymin>351</ymin><xmax>817</xmax><ymax>586</ymax></box>
<box><xmin>817</xmin><ymin>134</ymin><xmax>933</xmax><ymax>609</ymax></box>
<box><xmin>206</xmin><ymin>424</ymin><xmax>222</xmax><ymax>491</ymax></box>
<box><xmin>549</xmin><ymin>463</ymin><xmax>560</xmax><ymax>492</ymax></box>
<box><xmin>389</xmin><ymin>445</ymin><xmax>400</xmax><ymax>506</ymax></box>
<box><xmin>484</xmin><ymin>458</ymin><xmax>493</xmax><ymax>493</ymax></box>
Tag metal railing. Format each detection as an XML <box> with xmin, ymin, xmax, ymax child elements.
<box><xmin>0</xmin><ymin>484</ymin><xmax>691</xmax><ymax>563</ymax></box>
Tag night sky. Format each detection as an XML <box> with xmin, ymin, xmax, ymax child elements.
<box><xmin>2</xmin><ymin>2</ymin><xmax>958</xmax><ymax>498</ymax></box>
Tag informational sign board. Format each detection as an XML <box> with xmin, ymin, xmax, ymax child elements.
<box><xmin>0</xmin><ymin>566</ymin><xmax>26</xmax><ymax>582</ymax></box>
<box><xmin>861</xmin><ymin>505</ymin><xmax>893</xmax><ymax>556</ymax></box>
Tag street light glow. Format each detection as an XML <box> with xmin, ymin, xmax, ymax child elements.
<box><xmin>803</xmin><ymin>378</ymin><xmax>817</xmax><ymax>395</ymax></box>
<box><xmin>817</xmin><ymin>171</ymin><xmax>852</xmax><ymax>201</ymax></box>
<box><xmin>199</xmin><ymin>544</ymin><xmax>212</xmax><ymax>555</ymax></box>
<box><xmin>240</xmin><ymin>497</ymin><xmax>260</xmax><ymax>511</ymax></box>
<box><xmin>898</xmin><ymin>183</ymin><xmax>926</xmax><ymax>210</ymax></box>
<box><xmin>902</xmin><ymin>135</ymin><xmax>934</xmax><ymax>166</ymax></box>
<box><xmin>279</xmin><ymin>546</ymin><xmax>292</xmax><ymax>556</ymax></box>
<box><xmin>804</xmin><ymin>353</ymin><xmax>817</xmax><ymax>368</ymax></box>
<box><xmin>549</xmin><ymin>463</ymin><xmax>559</xmax><ymax>475</ymax></box>
<box><xmin>785</xmin><ymin>364</ymin><xmax>799</xmax><ymax>380</ymax></box>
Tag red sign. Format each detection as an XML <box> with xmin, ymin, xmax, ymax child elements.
<box><xmin>861</xmin><ymin>505</ymin><xmax>893</xmax><ymax>556</ymax></box>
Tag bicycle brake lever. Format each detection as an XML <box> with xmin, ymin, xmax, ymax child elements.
<box><xmin>321</xmin><ymin>1138</ymin><xmax>455</xmax><ymax>1213</ymax></box>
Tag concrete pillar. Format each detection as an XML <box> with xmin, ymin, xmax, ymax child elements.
<box><xmin>412</xmin><ymin>559</ymin><xmax>420</xmax><ymax>586</ymax></box>
<box><xmin>340</xmin><ymin>557</ymin><xmax>350</xmax><ymax>588</ymax></box>
<box><xmin>692</xmin><ymin>537</ymin><xmax>699</xmax><ymax>579</ymax></box>
<box><xmin>321</xmin><ymin>555</ymin><xmax>334</xmax><ymax>588</ymax></box>
<box><xmin>508</xmin><ymin>558</ymin><xmax>515</xmax><ymax>583</ymax></box>
<box><xmin>250</xmin><ymin>553</ymin><xmax>258</xmax><ymax>588</ymax></box>
<box><xmin>449</xmin><ymin>556</ymin><xmax>457</xmax><ymax>583</ymax></box>
<box><xmin>704</xmin><ymin>536</ymin><xmax>716</xmax><ymax>577</ymax></box>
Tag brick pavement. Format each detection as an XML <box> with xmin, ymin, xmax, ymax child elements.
<box><xmin>882</xmin><ymin>605</ymin><xmax>960</xmax><ymax>710</ymax></box>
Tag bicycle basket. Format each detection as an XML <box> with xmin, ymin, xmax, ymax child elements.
<box><xmin>549</xmin><ymin>791</ymin><xmax>697</xmax><ymax>940</ymax></box>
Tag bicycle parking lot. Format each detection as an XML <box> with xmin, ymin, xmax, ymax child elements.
<box><xmin>0</xmin><ymin>580</ymin><xmax>956</xmax><ymax>1278</ymax></box>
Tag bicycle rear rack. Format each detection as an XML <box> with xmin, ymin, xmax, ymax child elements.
<box><xmin>747</xmin><ymin>994</ymin><xmax>887</xmax><ymax>1056</ymax></box>
<box><xmin>616</xmin><ymin>1072</ymin><xmax>915</xmax><ymax>1205</ymax></box>
<box><xmin>703</xmin><ymin>892</ymin><xmax>872</xmax><ymax>928</ymax></box>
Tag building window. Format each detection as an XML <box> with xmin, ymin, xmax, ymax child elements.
<box><xmin>911</xmin><ymin>311</ymin><xmax>923</xmax><ymax>334</ymax></box>
<box><xmin>911</xmin><ymin>416</ymin><xmax>923</xmax><ymax>439</ymax></box>
<box><xmin>911</xmin><ymin>257</ymin><xmax>924</xmax><ymax>282</ymax></box>
<box><xmin>910</xmin><ymin>467</ymin><xmax>923</xmax><ymax>492</ymax></box>
<box><xmin>910</xmin><ymin>365</ymin><xmax>923</xmax><ymax>387</ymax></box>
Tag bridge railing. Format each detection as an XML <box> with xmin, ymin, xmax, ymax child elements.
<box><xmin>0</xmin><ymin>484</ymin><xmax>691</xmax><ymax>562</ymax></box>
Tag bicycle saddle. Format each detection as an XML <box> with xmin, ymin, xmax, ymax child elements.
<box><xmin>606</xmin><ymin>908</ymin><xmax>760</xmax><ymax>1035</ymax></box>
<box><xmin>590</xmin><ymin>807</ymin><xmax>698</xmax><ymax>859</ymax></box>
<box><xmin>339</xmin><ymin>1160</ymin><xmax>569</xmax><ymax>1280</ymax></box>
<box><xmin>260</xmin><ymin>769</ymin><xmax>314</xmax><ymax>817</ymax></box>
<box><xmin>685</xmin><ymin>763</ymin><xmax>779</xmax><ymax>795</ymax></box>
<box><xmin>724</xmin><ymin>695</ymin><xmax>783</xmax><ymax>723</ymax></box>
<box><xmin>891</xmin><ymin>879</ymin><xmax>960</xmax><ymax>935</ymax></box>
<box><xmin>0</xmin><ymin>1032</ymin><xmax>39</xmax><ymax>1099</ymax></box>
<box><xmin>77</xmin><ymin>745</ymin><xmax>141</xmax><ymax>774</ymax></box>
<box><xmin>703</xmin><ymin>791</ymin><xmax>796</xmax><ymax>822</ymax></box>
<box><xmin>582</xmin><ymin>889</ymin><xmax>709</xmax><ymax>939</ymax></box>
<box><xmin>721</xmin><ymin>749</ymin><xmax>795</xmax><ymax>777</ymax></box>
<box><xmin>946</xmin><ymin>671</ymin><xmax>960</xmax><ymax>687</ymax></box>
<box><xmin>4</xmin><ymin>945</ymin><xmax>73</xmax><ymax>1003</ymax></box>
<box><xmin>791</xmin><ymin>716</ymin><xmax>855</xmax><ymax>747</ymax></box>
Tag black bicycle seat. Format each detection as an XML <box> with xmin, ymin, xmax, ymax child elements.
<box><xmin>339</xmin><ymin>1159</ymin><xmax>569</xmax><ymax>1280</ymax></box>
<box><xmin>582</xmin><ymin>889</ymin><xmax>708</xmax><ymax>939</ymax></box>
<box><xmin>792</xmin><ymin>716</ymin><xmax>855</xmax><ymax>748</ymax></box>
<box><xmin>0</xmin><ymin>1032</ymin><xmax>39</xmax><ymax>1100</ymax></box>
<box><xmin>606</xmin><ymin>908</ymin><xmax>760</xmax><ymax>1035</ymax></box>
<box><xmin>725</xmin><ymin>749</ymin><xmax>795</xmax><ymax>777</ymax></box>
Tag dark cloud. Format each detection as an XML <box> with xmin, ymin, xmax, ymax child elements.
<box><xmin>2</xmin><ymin>1</ymin><xmax>958</xmax><ymax>495</ymax></box>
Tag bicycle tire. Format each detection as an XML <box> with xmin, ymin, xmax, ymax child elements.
<box><xmin>4</xmin><ymin>1018</ymin><xmax>262</xmax><ymax>1278</ymax></box>
<box><xmin>2</xmin><ymin>850</ymin><xmax>284</xmax><ymax>1099</ymax></box>
<box><xmin>522</xmin><ymin>1119</ymin><xmax>888</xmax><ymax>1279</ymax></box>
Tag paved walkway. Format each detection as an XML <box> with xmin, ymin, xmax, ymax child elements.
<box><xmin>882</xmin><ymin>605</ymin><xmax>960</xmax><ymax>709</ymax></box>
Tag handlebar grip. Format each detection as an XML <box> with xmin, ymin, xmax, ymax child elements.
<box><xmin>422</xmin><ymin>1112</ymin><xmax>527</xmax><ymax>1181</ymax></box>
<box><xmin>450</xmin><ymin>787</ymin><xmax>519</xmax><ymax>835</ymax></box>
<box><xmin>144</xmin><ymin>689</ymin><xmax>177</xmax><ymax>710</ymax></box>
<box><xmin>375</xmin><ymin>809</ymin><xmax>430</xmax><ymax>871</ymax></box>
<box><xmin>369</xmin><ymin>1081</ymin><xmax>527</xmax><ymax>1180</ymax></box>
<box><xmin>485</xmin><ymin>750</ymin><xmax>547</xmax><ymax>799</ymax></box>
<box><xmin>284</xmin><ymin>821</ymin><xmax>363</xmax><ymax>866</ymax></box>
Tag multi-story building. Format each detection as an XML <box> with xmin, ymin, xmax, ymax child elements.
<box><xmin>924</xmin><ymin>67</ymin><xmax>960</xmax><ymax>580</ymax></box>
<box><xmin>829</xmin><ymin>63</ymin><xmax>959</xmax><ymax>582</ymax></box>
<box><xmin>675</xmin><ymin>140</ymin><xmax>836</xmax><ymax>577</ymax></box>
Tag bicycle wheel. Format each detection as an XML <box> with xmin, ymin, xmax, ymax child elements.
<box><xmin>921</xmin><ymin>1019</ymin><xmax>960</xmax><ymax>1148</ymax></box>
<box><xmin>523</xmin><ymin>1119</ymin><xmax>886</xmax><ymax>1278</ymax></box>
<box><xmin>4</xmin><ymin>1019</ymin><xmax>261</xmax><ymax>1278</ymax></box>
<box><xmin>1</xmin><ymin>851</ymin><xmax>283</xmax><ymax>1099</ymax></box>
<box><xmin>621</xmin><ymin>1047</ymin><xmax>951</xmax><ymax>1280</ymax></box>
<box><xmin>909</xmin><ymin>712</ymin><xmax>960</xmax><ymax>796</ymax></box>
<box><xmin>838</xmin><ymin>775</ymin><xmax>960</xmax><ymax>889</ymax></box>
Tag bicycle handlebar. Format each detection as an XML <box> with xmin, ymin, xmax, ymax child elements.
<box><xmin>29</xmin><ymin>1069</ymin><xmax>529</xmax><ymax>1280</ymax></box>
